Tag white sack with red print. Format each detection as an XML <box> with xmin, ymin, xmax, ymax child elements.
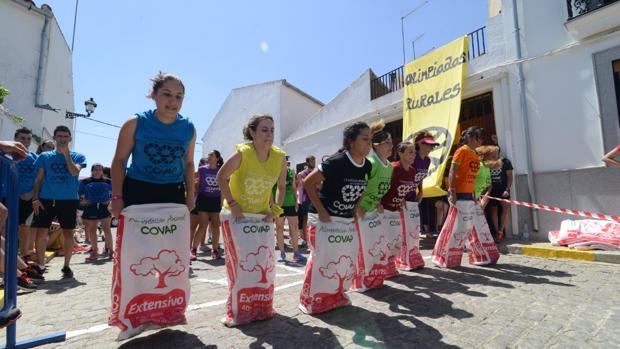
<box><xmin>396</xmin><ymin>203</ymin><xmax>425</xmax><ymax>270</ymax></box>
<box><xmin>220</xmin><ymin>211</ymin><xmax>276</xmax><ymax>326</ymax></box>
<box><xmin>352</xmin><ymin>211</ymin><xmax>389</xmax><ymax>292</ymax></box>
<box><xmin>431</xmin><ymin>201</ymin><xmax>499</xmax><ymax>268</ymax></box>
<box><xmin>109</xmin><ymin>203</ymin><xmax>190</xmax><ymax>340</ymax></box>
<box><xmin>300</xmin><ymin>214</ymin><xmax>359</xmax><ymax>314</ymax></box>
<box><xmin>381</xmin><ymin>209</ymin><xmax>404</xmax><ymax>278</ymax></box>
<box><xmin>548</xmin><ymin>219</ymin><xmax>620</xmax><ymax>250</ymax></box>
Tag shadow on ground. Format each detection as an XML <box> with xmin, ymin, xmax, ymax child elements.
<box><xmin>315</xmin><ymin>304</ymin><xmax>459</xmax><ymax>349</ymax></box>
<box><xmin>237</xmin><ymin>313</ymin><xmax>339</xmax><ymax>349</ymax></box>
<box><xmin>117</xmin><ymin>329</ymin><xmax>215</xmax><ymax>349</ymax></box>
<box><xmin>36</xmin><ymin>278</ymin><xmax>87</xmax><ymax>295</ymax></box>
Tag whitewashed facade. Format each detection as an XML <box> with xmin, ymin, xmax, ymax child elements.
<box><xmin>201</xmin><ymin>80</ymin><xmax>323</xmax><ymax>159</ymax></box>
<box><xmin>0</xmin><ymin>0</ymin><xmax>75</xmax><ymax>147</ymax></box>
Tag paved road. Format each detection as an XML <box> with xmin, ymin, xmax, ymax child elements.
<box><xmin>4</xmin><ymin>237</ymin><xmax>619</xmax><ymax>349</ymax></box>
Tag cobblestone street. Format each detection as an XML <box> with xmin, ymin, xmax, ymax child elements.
<box><xmin>4</xmin><ymin>237</ymin><xmax>620</xmax><ymax>349</ymax></box>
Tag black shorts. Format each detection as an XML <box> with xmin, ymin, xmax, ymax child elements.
<box><xmin>19</xmin><ymin>199</ymin><xmax>33</xmax><ymax>225</ymax></box>
<box><xmin>487</xmin><ymin>192</ymin><xmax>509</xmax><ymax>207</ymax></box>
<box><xmin>82</xmin><ymin>203</ymin><xmax>111</xmax><ymax>220</ymax></box>
<box><xmin>297</xmin><ymin>201</ymin><xmax>310</xmax><ymax>216</ymax></box>
<box><xmin>123</xmin><ymin>177</ymin><xmax>186</xmax><ymax>208</ymax></box>
<box><xmin>31</xmin><ymin>199</ymin><xmax>78</xmax><ymax>230</ymax></box>
<box><xmin>279</xmin><ymin>206</ymin><xmax>297</xmax><ymax>217</ymax></box>
<box><xmin>195</xmin><ymin>194</ymin><xmax>221</xmax><ymax>213</ymax></box>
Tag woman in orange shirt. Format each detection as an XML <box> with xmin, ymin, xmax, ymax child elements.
<box><xmin>431</xmin><ymin>126</ymin><xmax>500</xmax><ymax>268</ymax></box>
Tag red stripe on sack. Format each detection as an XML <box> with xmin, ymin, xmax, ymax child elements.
<box><xmin>108</xmin><ymin>214</ymin><xmax>127</xmax><ymax>330</ymax></box>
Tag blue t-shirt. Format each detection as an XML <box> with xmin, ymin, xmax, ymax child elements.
<box><xmin>79</xmin><ymin>177</ymin><xmax>111</xmax><ymax>203</ymax></box>
<box><xmin>126</xmin><ymin>110</ymin><xmax>195</xmax><ymax>184</ymax></box>
<box><xmin>17</xmin><ymin>152</ymin><xmax>38</xmax><ymax>195</ymax></box>
<box><xmin>34</xmin><ymin>151</ymin><xmax>87</xmax><ymax>200</ymax></box>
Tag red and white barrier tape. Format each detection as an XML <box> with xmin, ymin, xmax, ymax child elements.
<box><xmin>485</xmin><ymin>195</ymin><xmax>620</xmax><ymax>223</ymax></box>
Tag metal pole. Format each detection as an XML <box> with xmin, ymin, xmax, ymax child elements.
<box><xmin>71</xmin><ymin>0</ymin><xmax>79</xmax><ymax>51</ymax></box>
<box><xmin>511</xmin><ymin>0</ymin><xmax>539</xmax><ymax>233</ymax></box>
<box><xmin>401</xmin><ymin>17</ymin><xmax>406</xmax><ymax>65</ymax></box>
<box><xmin>412</xmin><ymin>41</ymin><xmax>416</xmax><ymax>59</ymax></box>
<box><xmin>400</xmin><ymin>1</ymin><xmax>428</xmax><ymax>65</ymax></box>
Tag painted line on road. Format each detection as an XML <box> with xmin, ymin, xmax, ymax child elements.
<box><xmin>65</xmin><ymin>279</ymin><xmax>305</xmax><ymax>339</ymax></box>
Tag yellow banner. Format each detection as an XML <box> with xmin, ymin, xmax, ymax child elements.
<box><xmin>402</xmin><ymin>36</ymin><xmax>469</xmax><ymax>197</ymax></box>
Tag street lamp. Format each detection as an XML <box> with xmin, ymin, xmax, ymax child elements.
<box><xmin>401</xmin><ymin>1</ymin><xmax>429</xmax><ymax>65</ymax></box>
<box><xmin>66</xmin><ymin>97</ymin><xmax>97</xmax><ymax>119</ymax></box>
<box><xmin>411</xmin><ymin>33</ymin><xmax>425</xmax><ymax>60</ymax></box>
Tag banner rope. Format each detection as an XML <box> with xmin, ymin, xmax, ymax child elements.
<box><xmin>484</xmin><ymin>195</ymin><xmax>620</xmax><ymax>223</ymax></box>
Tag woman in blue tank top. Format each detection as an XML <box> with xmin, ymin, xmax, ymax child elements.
<box><xmin>109</xmin><ymin>72</ymin><xmax>197</xmax><ymax>217</ymax></box>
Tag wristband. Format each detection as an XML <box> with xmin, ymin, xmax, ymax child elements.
<box><xmin>111</xmin><ymin>195</ymin><xmax>123</xmax><ymax>201</ymax></box>
<box><xmin>228</xmin><ymin>200</ymin><xmax>238</xmax><ymax>207</ymax></box>
<box><xmin>271</xmin><ymin>204</ymin><xmax>284</xmax><ymax>217</ymax></box>
<box><xmin>32</xmin><ymin>198</ymin><xmax>40</xmax><ymax>203</ymax></box>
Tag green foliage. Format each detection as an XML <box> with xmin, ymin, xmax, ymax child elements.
<box><xmin>32</xmin><ymin>134</ymin><xmax>42</xmax><ymax>145</ymax></box>
<box><xmin>0</xmin><ymin>84</ymin><xmax>9</xmax><ymax>104</ymax></box>
<box><xmin>8</xmin><ymin>114</ymin><xmax>26</xmax><ymax>124</ymax></box>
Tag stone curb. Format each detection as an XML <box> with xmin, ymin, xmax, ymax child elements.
<box><xmin>498</xmin><ymin>241</ymin><xmax>620</xmax><ymax>265</ymax></box>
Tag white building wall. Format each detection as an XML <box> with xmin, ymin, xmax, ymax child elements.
<box><xmin>500</xmin><ymin>0</ymin><xmax>620</xmax><ymax>172</ymax></box>
<box><xmin>202</xmin><ymin>82</ymin><xmax>281</xmax><ymax>160</ymax></box>
<box><xmin>0</xmin><ymin>1</ymin><xmax>74</xmax><ymax>144</ymax></box>
<box><xmin>201</xmin><ymin>80</ymin><xmax>322</xmax><ymax>162</ymax></box>
<box><xmin>279</xmin><ymin>85</ymin><xmax>323</xmax><ymax>155</ymax></box>
<box><xmin>284</xmin><ymin>70</ymin><xmax>402</xmax><ymax>167</ymax></box>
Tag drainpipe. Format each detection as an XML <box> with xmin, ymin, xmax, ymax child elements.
<box><xmin>35</xmin><ymin>6</ymin><xmax>52</xmax><ymax>109</ymax></box>
<box><xmin>511</xmin><ymin>0</ymin><xmax>539</xmax><ymax>232</ymax></box>
<box><xmin>11</xmin><ymin>1</ymin><xmax>52</xmax><ymax>109</ymax></box>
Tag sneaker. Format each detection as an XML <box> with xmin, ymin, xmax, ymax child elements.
<box><xmin>299</xmin><ymin>239</ymin><xmax>308</xmax><ymax>249</ymax></box>
<box><xmin>199</xmin><ymin>244</ymin><xmax>211</xmax><ymax>253</ymax></box>
<box><xmin>212</xmin><ymin>249</ymin><xmax>223</xmax><ymax>260</ymax></box>
<box><xmin>293</xmin><ymin>251</ymin><xmax>307</xmax><ymax>263</ymax></box>
<box><xmin>17</xmin><ymin>274</ymin><xmax>38</xmax><ymax>291</ymax></box>
<box><xmin>277</xmin><ymin>252</ymin><xmax>286</xmax><ymax>262</ymax></box>
<box><xmin>102</xmin><ymin>248</ymin><xmax>114</xmax><ymax>259</ymax></box>
<box><xmin>61</xmin><ymin>266</ymin><xmax>74</xmax><ymax>279</ymax></box>
<box><xmin>85</xmin><ymin>251</ymin><xmax>98</xmax><ymax>262</ymax></box>
<box><xmin>497</xmin><ymin>231</ymin><xmax>505</xmax><ymax>242</ymax></box>
<box><xmin>190</xmin><ymin>249</ymin><xmax>197</xmax><ymax>262</ymax></box>
<box><xmin>24</xmin><ymin>266</ymin><xmax>45</xmax><ymax>281</ymax></box>
<box><xmin>0</xmin><ymin>308</ymin><xmax>22</xmax><ymax>329</ymax></box>
<box><xmin>33</xmin><ymin>264</ymin><xmax>46</xmax><ymax>275</ymax></box>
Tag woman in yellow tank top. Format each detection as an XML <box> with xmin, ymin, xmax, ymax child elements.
<box><xmin>217</xmin><ymin>114</ymin><xmax>287</xmax><ymax>217</ymax></box>
<box><xmin>215</xmin><ymin>114</ymin><xmax>288</xmax><ymax>326</ymax></box>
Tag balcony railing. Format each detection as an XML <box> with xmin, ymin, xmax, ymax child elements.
<box><xmin>567</xmin><ymin>0</ymin><xmax>620</xmax><ymax>19</ymax></box>
<box><xmin>370</xmin><ymin>26</ymin><xmax>486</xmax><ymax>100</ymax></box>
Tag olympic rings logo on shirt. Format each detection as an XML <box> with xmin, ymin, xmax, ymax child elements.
<box><xmin>143</xmin><ymin>143</ymin><xmax>185</xmax><ymax>165</ymax></box>
<box><xmin>243</xmin><ymin>177</ymin><xmax>273</xmax><ymax>196</ymax></box>
<box><xmin>378</xmin><ymin>182</ymin><xmax>391</xmax><ymax>196</ymax></box>
<box><xmin>18</xmin><ymin>164</ymin><xmax>35</xmax><ymax>174</ymax></box>
<box><xmin>204</xmin><ymin>175</ymin><xmax>218</xmax><ymax>187</ymax></box>
<box><xmin>341</xmin><ymin>184</ymin><xmax>365</xmax><ymax>203</ymax></box>
<box><xmin>50</xmin><ymin>163</ymin><xmax>68</xmax><ymax>174</ymax></box>
<box><xmin>397</xmin><ymin>184</ymin><xmax>415</xmax><ymax>197</ymax></box>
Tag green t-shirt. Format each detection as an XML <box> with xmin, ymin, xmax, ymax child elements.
<box><xmin>272</xmin><ymin>167</ymin><xmax>296</xmax><ymax>207</ymax></box>
<box><xmin>360</xmin><ymin>151</ymin><xmax>393</xmax><ymax>212</ymax></box>
<box><xmin>474</xmin><ymin>161</ymin><xmax>491</xmax><ymax>199</ymax></box>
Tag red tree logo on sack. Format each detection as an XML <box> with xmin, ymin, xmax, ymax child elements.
<box><xmin>387</xmin><ymin>236</ymin><xmax>402</xmax><ymax>253</ymax></box>
<box><xmin>319</xmin><ymin>255</ymin><xmax>356</xmax><ymax>292</ymax></box>
<box><xmin>368</xmin><ymin>236</ymin><xmax>389</xmax><ymax>261</ymax></box>
<box><xmin>240</xmin><ymin>246</ymin><xmax>275</xmax><ymax>283</ymax></box>
<box><xmin>130</xmin><ymin>249</ymin><xmax>186</xmax><ymax>289</ymax></box>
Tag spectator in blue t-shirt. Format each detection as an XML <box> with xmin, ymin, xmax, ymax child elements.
<box><xmin>14</xmin><ymin>127</ymin><xmax>38</xmax><ymax>260</ymax></box>
<box><xmin>31</xmin><ymin>125</ymin><xmax>86</xmax><ymax>279</ymax></box>
<box><xmin>79</xmin><ymin>164</ymin><xmax>113</xmax><ymax>262</ymax></box>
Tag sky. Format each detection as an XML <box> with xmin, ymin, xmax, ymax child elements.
<box><xmin>43</xmin><ymin>0</ymin><xmax>487</xmax><ymax>167</ymax></box>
